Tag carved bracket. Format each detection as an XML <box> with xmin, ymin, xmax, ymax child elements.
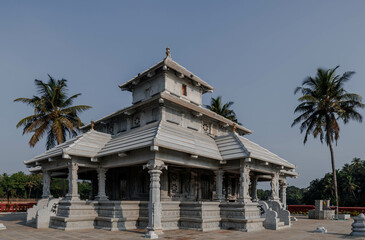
<box><xmin>143</xmin><ymin>160</ymin><xmax>167</xmax><ymax>171</ymax></box>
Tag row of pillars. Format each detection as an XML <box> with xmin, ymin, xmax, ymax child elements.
<box><xmin>41</xmin><ymin>163</ymin><xmax>108</xmax><ymax>201</ymax></box>
<box><xmin>41</xmin><ymin>160</ymin><xmax>287</xmax><ymax>239</ymax></box>
<box><xmin>214</xmin><ymin>168</ymin><xmax>287</xmax><ymax>207</ymax></box>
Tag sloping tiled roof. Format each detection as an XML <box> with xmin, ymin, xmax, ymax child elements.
<box><xmin>154</xmin><ymin>121</ymin><xmax>222</xmax><ymax>161</ymax></box>
<box><xmin>215</xmin><ymin>134</ymin><xmax>249</xmax><ymax>160</ymax></box>
<box><xmin>215</xmin><ymin>133</ymin><xmax>295</xmax><ymax>168</ymax></box>
<box><xmin>63</xmin><ymin>130</ymin><xmax>111</xmax><ymax>158</ymax></box>
<box><xmin>24</xmin><ymin>135</ymin><xmax>82</xmax><ymax>164</ymax></box>
<box><xmin>97</xmin><ymin>121</ymin><xmax>222</xmax><ymax>160</ymax></box>
<box><xmin>25</xmin><ymin>122</ymin><xmax>295</xmax><ymax>170</ymax></box>
<box><xmin>237</xmin><ymin>136</ymin><xmax>295</xmax><ymax>168</ymax></box>
<box><xmin>96</xmin><ymin>121</ymin><xmax>159</xmax><ymax>157</ymax></box>
<box><xmin>24</xmin><ymin>130</ymin><xmax>111</xmax><ymax>164</ymax></box>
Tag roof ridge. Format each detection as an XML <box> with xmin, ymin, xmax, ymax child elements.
<box><xmin>231</xmin><ymin>132</ymin><xmax>251</xmax><ymax>156</ymax></box>
<box><xmin>63</xmin><ymin>132</ymin><xmax>90</xmax><ymax>155</ymax></box>
<box><xmin>238</xmin><ymin>136</ymin><xmax>293</xmax><ymax>166</ymax></box>
<box><xmin>152</xmin><ymin>120</ymin><xmax>163</xmax><ymax>146</ymax></box>
<box><xmin>240</xmin><ymin>136</ymin><xmax>282</xmax><ymax>158</ymax></box>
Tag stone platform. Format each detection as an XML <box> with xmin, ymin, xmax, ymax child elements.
<box><xmin>45</xmin><ymin>200</ymin><xmax>266</xmax><ymax>232</ymax></box>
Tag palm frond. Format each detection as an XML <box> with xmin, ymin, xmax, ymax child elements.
<box><xmin>15</xmin><ymin>75</ymin><xmax>91</xmax><ymax>148</ymax></box>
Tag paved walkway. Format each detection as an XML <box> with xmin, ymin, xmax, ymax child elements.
<box><xmin>0</xmin><ymin>213</ymin><xmax>361</xmax><ymax>240</ymax></box>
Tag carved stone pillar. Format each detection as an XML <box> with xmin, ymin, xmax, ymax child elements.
<box><xmin>144</xmin><ymin>160</ymin><xmax>167</xmax><ymax>239</ymax></box>
<box><xmin>42</xmin><ymin>169</ymin><xmax>52</xmax><ymax>199</ymax></box>
<box><xmin>66</xmin><ymin>162</ymin><xmax>79</xmax><ymax>201</ymax></box>
<box><xmin>96</xmin><ymin>167</ymin><xmax>108</xmax><ymax>201</ymax></box>
<box><xmin>214</xmin><ymin>169</ymin><xmax>224</xmax><ymax>201</ymax></box>
<box><xmin>269</xmin><ymin>173</ymin><xmax>280</xmax><ymax>201</ymax></box>
<box><xmin>238</xmin><ymin>163</ymin><xmax>251</xmax><ymax>203</ymax></box>
<box><xmin>280</xmin><ymin>180</ymin><xmax>287</xmax><ymax>208</ymax></box>
<box><xmin>251</xmin><ymin>176</ymin><xmax>258</xmax><ymax>202</ymax></box>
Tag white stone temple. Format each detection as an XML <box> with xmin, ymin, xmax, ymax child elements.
<box><xmin>24</xmin><ymin>48</ymin><xmax>298</xmax><ymax>238</ymax></box>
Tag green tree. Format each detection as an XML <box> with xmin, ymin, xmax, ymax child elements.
<box><xmin>78</xmin><ymin>181</ymin><xmax>92</xmax><ymax>200</ymax></box>
<box><xmin>25</xmin><ymin>174</ymin><xmax>42</xmax><ymax>199</ymax></box>
<box><xmin>257</xmin><ymin>189</ymin><xmax>270</xmax><ymax>200</ymax></box>
<box><xmin>50</xmin><ymin>178</ymin><xmax>68</xmax><ymax>198</ymax></box>
<box><xmin>303</xmin><ymin>157</ymin><xmax>365</xmax><ymax>207</ymax></box>
<box><xmin>286</xmin><ymin>186</ymin><xmax>306</xmax><ymax>205</ymax></box>
<box><xmin>0</xmin><ymin>173</ymin><xmax>16</xmax><ymax>202</ymax></box>
<box><xmin>14</xmin><ymin>75</ymin><xmax>91</xmax><ymax>149</ymax></box>
<box><xmin>206</xmin><ymin>96</ymin><xmax>238</xmax><ymax>122</ymax></box>
<box><xmin>292</xmin><ymin>66</ymin><xmax>364</xmax><ymax>214</ymax></box>
<box><xmin>10</xmin><ymin>172</ymin><xmax>28</xmax><ymax>198</ymax></box>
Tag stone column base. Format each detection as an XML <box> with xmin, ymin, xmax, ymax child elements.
<box><xmin>65</xmin><ymin>194</ymin><xmax>80</xmax><ymax>201</ymax></box>
<box><xmin>95</xmin><ymin>196</ymin><xmax>108</xmax><ymax>201</ymax></box>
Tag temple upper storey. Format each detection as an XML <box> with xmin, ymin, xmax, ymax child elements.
<box><xmin>82</xmin><ymin>49</ymin><xmax>252</xmax><ymax>137</ymax></box>
<box><xmin>119</xmin><ymin>48</ymin><xmax>214</xmax><ymax>106</ymax></box>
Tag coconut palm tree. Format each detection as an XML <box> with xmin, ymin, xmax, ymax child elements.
<box><xmin>344</xmin><ymin>175</ymin><xmax>359</xmax><ymax>199</ymax></box>
<box><xmin>15</xmin><ymin>75</ymin><xmax>91</xmax><ymax>149</ymax></box>
<box><xmin>206</xmin><ymin>96</ymin><xmax>238</xmax><ymax>122</ymax></box>
<box><xmin>351</xmin><ymin>157</ymin><xmax>361</xmax><ymax>167</ymax></box>
<box><xmin>292</xmin><ymin>66</ymin><xmax>364</xmax><ymax>216</ymax></box>
<box><xmin>25</xmin><ymin>174</ymin><xmax>41</xmax><ymax>199</ymax></box>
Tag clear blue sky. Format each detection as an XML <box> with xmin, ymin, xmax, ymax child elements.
<box><xmin>1</xmin><ymin>1</ymin><xmax>365</xmax><ymax>188</ymax></box>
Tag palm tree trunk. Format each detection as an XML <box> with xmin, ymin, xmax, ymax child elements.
<box><xmin>328</xmin><ymin>139</ymin><xmax>339</xmax><ymax>217</ymax></box>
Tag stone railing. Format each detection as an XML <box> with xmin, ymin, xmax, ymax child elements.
<box><xmin>26</xmin><ymin>198</ymin><xmax>61</xmax><ymax>228</ymax></box>
<box><xmin>266</xmin><ymin>200</ymin><xmax>290</xmax><ymax>225</ymax></box>
<box><xmin>258</xmin><ymin>201</ymin><xmax>278</xmax><ymax>230</ymax></box>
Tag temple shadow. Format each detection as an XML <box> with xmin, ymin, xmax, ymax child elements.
<box><xmin>0</xmin><ymin>212</ymin><xmax>29</xmax><ymax>227</ymax></box>
<box><xmin>0</xmin><ymin>212</ymin><xmax>26</xmax><ymax>222</ymax></box>
<box><xmin>306</xmin><ymin>231</ymin><xmax>352</xmax><ymax>239</ymax></box>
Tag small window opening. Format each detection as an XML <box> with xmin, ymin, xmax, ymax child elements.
<box><xmin>182</xmin><ymin>84</ymin><xmax>187</xmax><ymax>96</ymax></box>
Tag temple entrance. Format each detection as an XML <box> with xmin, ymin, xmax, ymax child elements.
<box><xmin>201</xmin><ymin>175</ymin><xmax>211</xmax><ymax>200</ymax></box>
<box><xmin>119</xmin><ymin>179</ymin><xmax>127</xmax><ymax>199</ymax></box>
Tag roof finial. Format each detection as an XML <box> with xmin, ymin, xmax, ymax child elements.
<box><xmin>166</xmin><ymin>47</ymin><xmax>171</xmax><ymax>58</ymax></box>
<box><xmin>91</xmin><ymin>120</ymin><xmax>94</xmax><ymax>130</ymax></box>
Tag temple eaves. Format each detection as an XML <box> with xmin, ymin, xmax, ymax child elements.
<box><xmin>80</xmin><ymin>91</ymin><xmax>253</xmax><ymax>135</ymax></box>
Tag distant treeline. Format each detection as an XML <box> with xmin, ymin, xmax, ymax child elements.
<box><xmin>0</xmin><ymin>172</ymin><xmax>91</xmax><ymax>201</ymax></box>
<box><xmin>258</xmin><ymin>158</ymin><xmax>365</xmax><ymax>207</ymax></box>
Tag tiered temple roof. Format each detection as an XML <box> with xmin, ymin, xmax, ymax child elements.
<box><xmin>25</xmin><ymin>121</ymin><xmax>296</xmax><ymax>174</ymax></box>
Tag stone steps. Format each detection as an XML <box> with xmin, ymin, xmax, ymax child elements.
<box><xmin>50</xmin><ymin>215</ymin><xmax>97</xmax><ymax>231</ymax></box>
